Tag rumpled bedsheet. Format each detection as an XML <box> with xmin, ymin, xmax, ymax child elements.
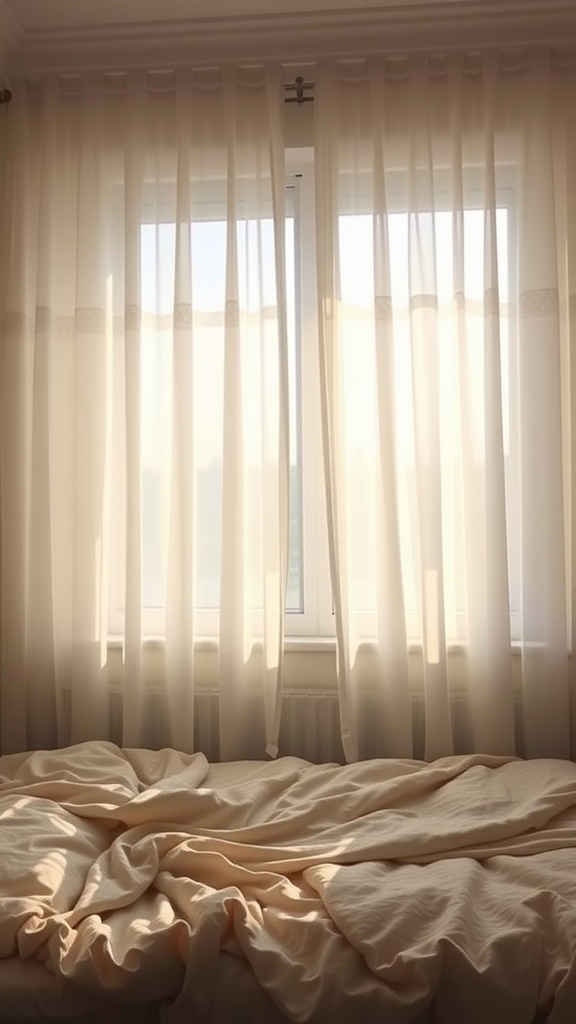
<box><xmin>1</xmin><ymin>741</ymin><xmax>576</xmax><ymax>1023</ymax></box>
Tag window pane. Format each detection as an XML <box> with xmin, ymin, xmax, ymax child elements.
<box><xmin>337</xmin><ymin>200</ymin><xmax>511</xmax><ymax>642</ymax></box>
<box><xmin>138</xmin><ymin>210</ymin><xmax>301</xmax><ymax>624</ymax></box>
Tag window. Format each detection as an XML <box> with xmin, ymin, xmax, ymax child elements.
<box><xmin>109</xmin><ymin>149</ymin><xmax>520</xmax><ymax>648</ymax></box>
<box><xmin>297</xmin><ymin>156</ymin><xmax>519</xmax><ymax>647</ymax></box>
<box><xmin>108</xmin><ymin>170</ymin><xmax>307</xmax><ymax>639</ymax></box>
<box><xmin>336</xmin><ymin>202</ymin><xmax>513</xmax><ymax>644</ymax></box>
<box><xmin>305</xmin><ymin>157</ymin><xmax>516</xmax><ymax>647</ymax></box>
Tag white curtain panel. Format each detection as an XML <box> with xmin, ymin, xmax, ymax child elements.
<box><xmin>0</xmin><ymin>68</ymin><xmax>289</xmax><ymax>757</ymax></box>
<box><xmin>315</xmin><ymin>52</ymin><xmax>576</xmax><ymax>762</ymax></box>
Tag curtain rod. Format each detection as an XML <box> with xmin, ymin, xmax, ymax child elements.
<box><xmin>2</xmin><ymin>75</ymin><xmax>310</xmax><ymax>105</ymax></box>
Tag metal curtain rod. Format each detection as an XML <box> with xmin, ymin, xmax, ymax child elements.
<box><xmin>0</xmin><ymin>77</ymin><xmax>313</xmax><ymax>106</ymax></box>
<box><xmin>284</xmin><ymin>76</ymin><xmax>314</xmax><ymax>104</ymax></box>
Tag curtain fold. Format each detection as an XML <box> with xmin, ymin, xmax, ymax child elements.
<box><xmin>314</xmin><ymin>52</ymin><xmax>576</xmax><ymax>761</ymax></box>
<box><xmin>0</xmin><ymin>67</ymin><xmax>288</xmax><ymax>756</ymax></box>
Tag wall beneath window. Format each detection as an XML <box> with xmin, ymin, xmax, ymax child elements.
<box><xmin>101</xmin><ymin>643</ymin><xmax>576</xmax><ymax>761</ymax></box>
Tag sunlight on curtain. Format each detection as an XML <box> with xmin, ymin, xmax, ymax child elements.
<box><xmin>0</xmin><ymin>68</ymin><xmax>289</xmax><ymax>756</ymax></box>
<box><xmin>315</xmin><ymin>52</ymin><xmax>576</xmax><ymax>761</ymax></box>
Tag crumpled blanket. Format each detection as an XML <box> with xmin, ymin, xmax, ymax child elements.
<box><xmin>1</xmin><ymin>741</ymin><xmax>576</xmax><ymax>1023</ymax></box>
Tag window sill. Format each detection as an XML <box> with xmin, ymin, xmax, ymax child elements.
<box><xmin>106</xmin><ymin>635</ymin><xmax>535</xmax><ymax>656</ymax></box>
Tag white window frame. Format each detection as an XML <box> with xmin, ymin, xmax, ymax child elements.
<box><xmin>108</xmin><ymin>147</ymin><xmax>520</xmax><ymax>650</ymax></box>
<box><xmin>107</xmin><ymin>152</ymin><xmax>335</xmax><ymax>643</ymax></box>
<box><xmin>288</xmin><ymin>154</ymin><xmax>519</xmax><ymax>648</ymax></box>
<box><xmin>284</xmin><ymin>147</ymin><xmax>335</xmax><ymax>639</ymax></box>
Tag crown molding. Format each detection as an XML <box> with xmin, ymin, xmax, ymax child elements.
<box><xmin>2</xmin><ymin>1</ymin><xmax>576</xmax><ymax>75</ymax></box>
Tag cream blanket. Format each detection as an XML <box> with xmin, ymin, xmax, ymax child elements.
<box><xmin>1</xmin><ymin>742</ymin><xmax>576</xmax><ymax>1023</ymax></box>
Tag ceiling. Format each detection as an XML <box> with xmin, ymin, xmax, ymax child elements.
<box><xmin>0</xmin><ymin>0</ymin><xmax>575</xmax><ymax>78</ymax></box>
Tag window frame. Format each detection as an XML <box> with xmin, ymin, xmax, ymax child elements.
<box><xmin>107</xmin><ymin>157</ymin><xmax>325</xmax><ymax>642</ymax></box>
<box><xmin>108</xmin><ymin>149</ymin><xmax>521</xmax><ymax>650</ymax></box>
<box><xmin>284</xmin><ymin>148</ymin><xmax>335</xmax><ymax>639</ymax></box>
<box><xmin>292</xmin><ymin>155</ymin><xmax>520</xmax><ymax>648</ymax></box>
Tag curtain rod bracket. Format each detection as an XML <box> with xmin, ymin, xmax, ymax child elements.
<box><xmin>284</xmin><ymin>76</ymin><xmax>314</xmax><ymax>105</ymax></box>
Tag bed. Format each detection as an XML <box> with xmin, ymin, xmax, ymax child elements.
<box><xmin>0</xmin><ymin>740</ymin><xmax>575</xmax><ymax>1024</ymax></box>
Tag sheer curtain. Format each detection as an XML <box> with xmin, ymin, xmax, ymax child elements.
<box><xmin>315</xmin><ymin>52</ymin><xmax>576</xmax><ymax>762</ymax></box>
<box><xmin>0</xmin><ymin>68</ymin><xmax>289</xmax><ymax>757</ymax></box>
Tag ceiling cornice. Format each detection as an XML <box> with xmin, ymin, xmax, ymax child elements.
<box><xmin>2</xmin><ymin>1</ymin><xmax>576</xmax><ymax>76</ymax></box>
